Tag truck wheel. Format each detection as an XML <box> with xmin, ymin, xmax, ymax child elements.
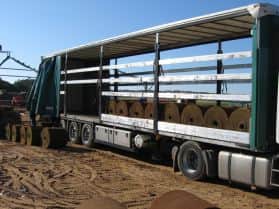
<box><xmin>177</xmin><ymin>141</ymin><xmax>205</xmax><ymax>180</ymax></box>
<box><xmin>68</xmin><ymin>121</ymin><xmax>80</xmax><ymax>144</ymax></box>
<box><xmin>81</xmin><ymin>124</ymin><xmax>94</xmax><ymax>147</ymax></box>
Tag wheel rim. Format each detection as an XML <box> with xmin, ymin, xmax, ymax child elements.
<box><xmin>82</xmin><ymin>125</ymin><xmax>91</xmax><ymax>143</ymax></box>
<box><xmin>182</xmin><ymin>149</ymin><xmax>199</xmax><ymax>174</ymax></box>
<box><xmin>69</xmin><ymin>123</ymin><xmax>78</xmax><ymax>141</ymax></box>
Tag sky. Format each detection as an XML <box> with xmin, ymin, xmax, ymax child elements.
<box><xmin>0</xmin><ymin>0</ymin><xmax>278</xmax><ymax>84</ymax></box>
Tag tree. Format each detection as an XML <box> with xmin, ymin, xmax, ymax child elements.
<box><xmin>13</xmin><ymin>79</ymin><xmax>34</xmax><ymax>92</ymax></box>
<box><xmin>0</xmin><ymin>78</ymin><xmax>17</xmax><ymax>92</ymax></box>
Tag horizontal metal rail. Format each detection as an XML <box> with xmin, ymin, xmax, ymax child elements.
<box><xmin>117</xmin><ymin>63</ymin><xmax>252</xmax><ymax>76</ymax></box>
<box><xmin>60</xmin><ymin>66</ymin><xmax>100</xmax><ymax>74</ymax></box>
<box><xmin>60</xmin><ymin>79</ymin><xmax>98</xmax><ymax>85</ymax></box>
<box><xmin>159</xmin><ymin>51</ymin><xmax>251</xmax><ymax>65</ymax></box>
<box><xmin>159</xmin><ymin>73</ymin><xmax>251</xmax><ymax>83</ymax></box>
<box><xmin>60</xmin><ymin>73</ymin><xmax>251</xmax><ymax>85</ymax></box>
<box><xmin>101</xmin><ymin>91</ymin><xmax>251</xmax><ymax>102</ymax></box>
<box><xmin>61</xmin><ymin>51</ymin><xmax>252</xmax><ymax>75</ymax></box>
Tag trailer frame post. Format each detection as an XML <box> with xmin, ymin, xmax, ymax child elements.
<box><xmin>250</xmin><ymin>16</ymin><xmax>279</xmax><ymax>151</ymax></box>
<box><xmin>114</xmin><ymin>58</ymin><xmax>118</xmax><ymax>100</ymax></box>
<box><xmin>63</xmin><ymin>53</ymin><xmax>68</xmax><ymax>116</ymax></box>
<box><xmin>153</xmin><ymin>33</ymin><xmax>160</xmax><ymax>135</ymax></box>
<box><xmin>98</xmin><ymin>45</ymin><xmax>104</xmax><ymax>119</ymax></box>
<box><xmin>216</xmin><ymin>41</ymin><xmax>223</xmax><ymax>105</ymax></box>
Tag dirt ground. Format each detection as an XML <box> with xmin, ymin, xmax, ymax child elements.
<box><xmin>0</xmin><ymin>140</ymin><xmax>279</xmax><ymax>209</ymax></box>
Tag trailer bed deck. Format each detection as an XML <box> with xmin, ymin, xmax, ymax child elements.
<box><xmin>61</xmin><ymin>113</ymin><xmax>250</xmax><ymax>149</ymax></box>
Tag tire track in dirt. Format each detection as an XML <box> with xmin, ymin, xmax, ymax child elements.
<box><xmin>0</xmin><ymin>141</ymin><xmax>279</xmax><ymax>209</ymax></box>
<box><xmin>0</xmin><ymin>142</ymin><xmax>95</xmax><ymax>208</ymax></box>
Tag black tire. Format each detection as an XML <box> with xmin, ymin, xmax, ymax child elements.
<box><xmin>177</xmin><ymin>141</ymin><xmax>205</xmax><ymax>180</ymax></box>
<box><xmin>81</xmin><ymin>124</ymin><xmax>94</xmax><ymax>147</ymax></box>
<box><xmin>68</xmin><ymin>121</ymin><xmax>80</xmax><ymax>144</ymax></box>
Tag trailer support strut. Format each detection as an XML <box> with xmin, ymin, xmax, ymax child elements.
<box><xmin>98</xmin><ymin>46</ymin><xmax>104</xmax><ymax>119</ymax></box>
<box><xmin>153</xmin><ymin>33</ymin><xmax>160</xmax><ymax>135</ymax></box>
<box><xmin>216</xmin><ymin>41</ymin><xmax>223</xmax><ymax>105</ymax></box>
<box><xmin>114</xmin><ymin>58</ymin><xmax>119</xmax><ymax>100</ymax></box>
<box><xmin>64</xmin><ymin>53</ymin><xmax>68</xmax><ymax>117</ymax></box>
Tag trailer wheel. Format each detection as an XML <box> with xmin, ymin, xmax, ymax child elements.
<box><xmin>177</xmin><ymin>141</ymin><xmax>205</xmax><ymax>180</ymax></box>
<box><xmin>68</xmin><ymin>121</ymin><xmax>80</xmax><ymax>144</ymax></box>
<box><xmin>81</xmin><ymin>124</ymin><xmax>94</xmax><ymax>147</ymax></box>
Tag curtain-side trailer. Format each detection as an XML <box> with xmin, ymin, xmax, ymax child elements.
<box><xmin>28</xmin><ymin>3</ymin><xmax>279</xmax><ymax>189</ymax></box>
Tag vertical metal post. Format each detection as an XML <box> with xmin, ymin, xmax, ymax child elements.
<box><xmin>98</xmin><ymin>46</ymin><xmax>104</xmax><ymax>119</ymax></box>
<box><xmin>216</xmin><ymin>41</ymin><xmax>223</xmax><ymax>105</ymax></box>
<box><xmin>114</xmin><ymin>58</ymin><xmax>118</xmax><ymax>100</ymax></box>
<box><xmin>144</xmin><ymin>83</ymin><xmax>148</xmax><ymax>92</ymax></box>
<box><xmin>64</xmin><ymin>53</ymin><xmax>68</xmax><ymax>116</ymax></box>
<box><xmin>153</xmin><ymin>33</ymin><xmax>160</xmax><ymax>135</ymax></box>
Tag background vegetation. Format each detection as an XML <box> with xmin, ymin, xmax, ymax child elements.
<box><xmin>0</xmin><ymin>78</ymin><xmax>34</xmax><ymax>92</ymax></box>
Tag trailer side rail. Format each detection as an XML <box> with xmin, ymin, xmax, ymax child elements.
<box><xmin>101</xmin><ymin>91</ymin><xmax>251</xmax><ymax>102</ymax></box>
<box><xmin>60</xmin><ymin>50</ymin><xmax>251</xmax><ymax>74</ymax></box>
<box><xmin>60</xmin><ymin>73</ymin><xmax>251</xmax><ymax>85</ymax></box>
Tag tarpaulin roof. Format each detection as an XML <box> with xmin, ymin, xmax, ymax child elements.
<box><xmin>44</xmin><ymin>3</ymin><xmax>279</xmax><ymax>60</ymax></box>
